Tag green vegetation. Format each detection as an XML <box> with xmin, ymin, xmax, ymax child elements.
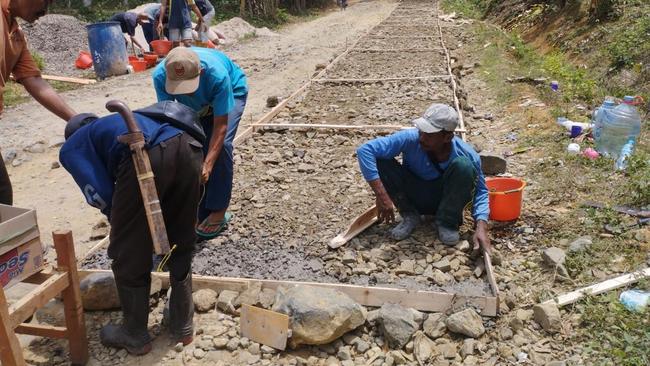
<box><xmin>624</xmin><ymin>151</ymin><xmax>650</xmax><ymax>206</ymax></box>
<box><xmin>441</xmin><ymin>0</ymin><xmax>489</xmax><ymax>19</ymax></box>
<box><xmin>576</xmin><ymin>287</ymin><xmax>650</xmax><ymax>366</ymax></box>
<box><xmin>30</xmin><ymin>51</ymin><xmax>45</xmax><ymax>71</ymax></box>
<box><xmin>606</xmin><ymin>15</ymin><xmax>650</xmax><ymax>70</ymax></box>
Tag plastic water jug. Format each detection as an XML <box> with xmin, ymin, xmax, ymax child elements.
<box><xmin>592</xmin><ymin>98</ymin><xmax>616</xmax><ymax>145</ymax></box>
<box><xmin>597</xmin><ymin>96</ymin><xmax>642</xmax><ymax>159</ymax></box>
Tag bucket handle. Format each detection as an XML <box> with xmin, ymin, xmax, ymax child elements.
<box><xmin>488</xmin><ymin>180</ymin><xmax>527</xmax><ymax>195</ymax></box>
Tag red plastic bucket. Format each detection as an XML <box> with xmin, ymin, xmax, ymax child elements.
<box><xmin>151</xmin><ymin>40</ymin><xmax>173</xmax><ymax>56</ymax></box>
<box><xmin>129</xmin><ymin>59</ymin><xmax>147</xmax><ymax>72</ymax></box>
<box><xmin>486</xmin><ymin>177</ymin><xmax>526</xmax><ymax>221</ymax></box>
<box><xmin>143</xmin><ymin>53</ymin><xmax>158</xmax><ymax>68</ymax></box>
<box><xmin>75</xmin><ymin>51</ymin><xmax>92</xmax><ymax>69</ymax></box>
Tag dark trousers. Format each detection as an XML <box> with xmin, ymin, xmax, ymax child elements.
<box><xmin>198</xmin><ymin>95</ymin><xmax>247</xmax><ymax>222</ymax></box>
<box><xmin>141</xmin><ymin>22</ymin><xmax>158</xmax><ymax>46</ymax></box>
<box><xmin>0</xmin><ymin>152</ymin><xmax>12</xmax><ymax>205</ymax></box>
<box><xmin>377</xmin><ymin>156</ymin><xmax>477</xmax><ymax>229</ymax></box>
<box><xmin>108</xmin><ymin>133</ymin><xmax>203</xmax><ymax>288</ymax></box>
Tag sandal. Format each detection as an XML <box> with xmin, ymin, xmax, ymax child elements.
<box><xmin>195</xmin><ymin>212</ymin><xmax>233</xmax><ymax>239</ymax></box>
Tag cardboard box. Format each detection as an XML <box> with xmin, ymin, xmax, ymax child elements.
<box><xmin>0</xmin><ymin>204</ymin><xmax>43</xmax><ymax>289</ymax></box>
<box><xmin>0</xmin><ymin>238</ymin><xmax>44</xmax><ymax>289</ymax></box>
<box><xmin>0</xmin><ymin>204</ymin><xmax>40</xmax><ymax>253</ymax></box>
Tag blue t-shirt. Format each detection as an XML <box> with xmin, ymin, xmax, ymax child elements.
<box><xmin>59</xmin><ymin>113</ymin><xmax>181</xmax><ymax>218</ymax></box>
<box><xmin>152</xmin><ymin>47</ymin><xmax>248</xmax><ymax>116</ymax></box>
<box><xmin>356</xmin><ymin>129</ymin><xmax>490</xmax><ymax>222</ymax></box>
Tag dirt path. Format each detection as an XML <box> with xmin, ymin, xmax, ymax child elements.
<box><xmin>0</xmin><ymin>0</ymin><xmax>397</xmax><ymax>256</ymax></box>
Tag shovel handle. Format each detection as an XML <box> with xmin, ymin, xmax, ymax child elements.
<box><xmin>106</xmin><ymin>100</ymin><xmax>141</xmax><ymax>134</ymax></box>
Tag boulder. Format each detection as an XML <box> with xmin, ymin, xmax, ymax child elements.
<box><xmin>479</xmin><ymin>153</ymin><xmax>507</xmax><ymax>175</ymax></box>
<box><xmin>568</xmin><ymin>236</ymin><xmax>592</xmax><ymax>253</ymax></box>
<box><xmin>533</xmin><ymin>303</ymin><xmax>561</xmax><ymax>333</ymax></box>
<box><xmin>542</xmin><ymin>247</ymin><xmax>569</xmax><ymax>277</ymax></box>
<box><xmin>376</xmin><ymin>303</ymin><xmax>425</xmax><ymax>349</ymax></box>
<box><xmin>258</xmin><ymin>288</ymin><xmax>276</xmax><ymax>309</ymax></box>
<box><xmin>233</xmin><ymin>281</ymin><xmax>262</xmax><ymax>308</ymax></box>
<box><xmin>217</xmin><ymin>290</ymin><xmax>239</xmax><ymax>314</ymax></box>
<box><xmin>272</xmin><ymin>285</ymin><xmax>366</xmax><ymax>347</ymax></box>
<box><xmin>34</xmin><ymin>299</ymin><xmax>65</xmax><ymax>326</ymax></box>
<box><xmin>80</xmin><ymin>272</ymin><xmax>120</xmax><ymax>310</ymax></box>
<box><xmin>193</xmin><ymin>289</ymin><xmax>218</xmax><ymax>312</ymax></box>
<box><xmin>445</xmin><ymin>309</ymin><xmax>485</xmax><ymax>338</ymax></box>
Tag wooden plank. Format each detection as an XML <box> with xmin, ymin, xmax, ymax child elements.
<box><xmin>53</xmin><ymin>231</ymin><xmax>88</xmax><ymax>365</ymax></box>
<box><xmin>312</xmin><ymin>75</ymin><xmax>449</xmax><ymax>83</ymax></box>
<box><xmin>545</xmin><ymin>267</ymin><xmax>650</xmax><ymax>307</ymax></box>
<box><xmin>366</xmin><ymin>35</ymin><xmax>438</xmax><ymax>39</ymax></box>
<box><xmin>42</xmin><ymin>75</ymin><xmax>96</xmax><ymax>85</ymax></box>
<box><xmin>8</xmin><ymin>272</ymin><xmax>69</xmax><ymax>328</ymax></box>
<box><xmin>483</xmin><ymin>251</ymin><xmax>500</xmax><ymax>313</ymax></box>
<box><xmin>78</xmin><ymin>269</ymin><xmax>499</xmax><ymax>316</ymax></box>
<box><xmin>79</xmin><ymin>236</ymin><xmax>109</xmax><ymax>261</ymax></box>
<box><xmin>15</xmin><ymin>323</ymin><xmax>67</xmax><ymax>339</ymax></box>
<box><xmin>247</xmin><ymin>123</ymin><xmax>467</xmax><ymax>133</ymax></box>
<box><xmin>0</xmin><ymin>286</ymin><xmax>26</xmax><ymax>365</ymax></box>
<box><xmin>329</xmin><ymin>205</ymin><xmax>378</xmax><ymax>249</ymax></box>
<box><xmin>240</xmin><ymin>305</ymin><xmax>289</xmax><ymax>350</ymax></box>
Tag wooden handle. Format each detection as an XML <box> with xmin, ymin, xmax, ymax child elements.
<box><xmin>106</xmin><ymin>100</ymin><xmax>141</xmax><ymax>135</ymax></box>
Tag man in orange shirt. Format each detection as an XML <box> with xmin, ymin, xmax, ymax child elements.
<box><xmin>0</xmin><ymin>0</ymin><xmax>77</xmax><ymax>205</ymax></box>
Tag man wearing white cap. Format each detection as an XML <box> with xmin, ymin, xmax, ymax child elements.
<box><xmin>152</xmin><ymin>47</ymin><xmax>248</xmax><ymax>240</ymax></box>
<box><xmin>356</xmin><ymin>103</ymin><xmax>491</xmax><ymax>252</ymax></box>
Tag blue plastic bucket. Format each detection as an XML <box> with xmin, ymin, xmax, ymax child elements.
<box><xmin>86</xmin><ymin>22</ymin><xmax>128</xmax><ymax>79</ymax></box>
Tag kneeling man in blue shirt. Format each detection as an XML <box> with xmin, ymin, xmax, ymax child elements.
<box><xmin>357</xmin><ymin>104</ymin><xmax>491</xmax><ymax>252</ymax></box>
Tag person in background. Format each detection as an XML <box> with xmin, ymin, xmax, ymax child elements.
<box><xmin>0</xmin><ymin>0</ymin><xmax>77</xmax><ymax>206</ymax></box>
<box><xmin>152</xmin><ymin>47</ymin><xmax>248</xmax><ymax>240</ymax></box>
<box><xmin>141</xmin><ymin>3</ymin><xmax>162</xmax><ymax>46</ymax></box>
<box><xmin>109</xmin><ymin>12</ymin><xmax>150</xmax><ymax>53</ymax></box>
<box><xmin>356</xmin><ymin>103</ymin><xmax>491</xmax><ymax>253</ymax></box>
<box><xmin>158</xmin><ymin>0</ymin><xmax>205</xmax><ymax>48</ymax></box>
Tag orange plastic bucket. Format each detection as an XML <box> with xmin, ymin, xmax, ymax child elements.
<box><xmin>129</xmin><ymin>59</ymin><xmax>147</xmax><ymax>72</ymax></box>
<box><xmin>486</xmin><ymin>177</ymin><xmax>526</xmax><ymax>221</ymax></box>
<box><xmin>151</xmin><ymin>40</ymin><xmax>173</xmax><ymax>56</ymax></box>
<box><xmin>143</xmin><ymin>53</ymin><xmax>158</xmax><ymax>68</ymax></box>
<box><xmin>75</xmin><ymin>51</ymin><xmax>92</xmax><ymax>69</ymax></box>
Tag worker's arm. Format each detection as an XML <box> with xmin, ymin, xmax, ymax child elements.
<box><xmin>157</xmin><ymin>0</ymin><xmax>168</xmax><ymax>35</ymax></box>
<box><xmin>473</xmin><ymin>220</ymin><xmax>491</xmax><ymax>254</ymax></box>
<box><xmin>468</xmin><ymin>151</ymin><xmax>491</xmax><ymax>254</ymax></box>
<box><xmin>202</xmin><ymin>114</ymin><xmax>228</xmax><ymax>182</ymax></box>
<box><xmin>189</xmin><ymin>2</ymin><xmax>206</xmax><ymax>25</ymax></box>
<box><xmin>356</xmin><ymin>130</ymin><xmax>412</xmax><ymax>224</ymax></box>
<box><xmin>129</xmin><ymin>35</ymin><xmax>145</xmax><ymax>52</ymax></box>
<box><xmin>21</xmin><ymin>76</ymin><xmax>76</xmax><ymax>121</ymax></box>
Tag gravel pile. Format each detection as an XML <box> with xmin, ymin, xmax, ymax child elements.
<box><xmin>21</xmin><ymin>14</ymin><xmax>89</xmax><ymax>77</ymax></box>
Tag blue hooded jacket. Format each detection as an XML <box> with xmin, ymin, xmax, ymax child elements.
<box><xmin>59</xmin><ymin>113</ymin><xmax>181</xmax><ymax>218</ymax></box>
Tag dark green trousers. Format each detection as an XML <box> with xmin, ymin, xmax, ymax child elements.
<box><xmin>377</xmin><ymin>157</ymin><xmax>477</xmax><ymax>229</ymax></box>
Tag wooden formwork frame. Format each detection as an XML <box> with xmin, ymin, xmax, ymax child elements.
<box><xmin>79</xmin><ymin>1</ymin><xmax>499</xmax><ymax>317</ymax></box>
<box><xmin>350</xmin><ymin>48</ymin><xmax>444</xmax><ymax>53</ymax></box>
<box><xmin>312</xmin><ymin>75</ymin><xmax>449</xmax><ymax>83</ymax></box>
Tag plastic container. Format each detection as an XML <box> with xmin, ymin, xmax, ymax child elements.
<box><xmin>75</xmin><ymin>51</ymin><xmax>92</xmax><ymax>69</ymax></box>
<box><xmin>129</xmin><ymin>59</ymin><xmax>147</xmax><ymax>72</ymax></box>
<box><xmin>557</xmin><ymin>117</ymin><xmax>592</xmax><ymax>133</ymax></box>
<box><xmin>143</xmin><ymin>53</ymin><xmax>158</xmax><ymax>68</ymax></box>
<box><xmin>86</xmin><ymin>21</ymin><xmax>129</xmax><ymax>79</ymax></box>
<box><xmin>151</xmin><ymin>40</ymin><xmax>173</xmax><ymax>56</ymax></box>
<box><xmin>598</xmin><ymin>96</ymin><xmax>642</xmax><ymax>159</ymax></box>
<box><xmin>615</xmin><ymin>138</ymin><xmax>636</xmax><ymax>170</ymax></box>
<box><xmin>486</xmin><ymin>177</ymin><xmax>527</xmax><ymax>221</ymax></box>
<box><xmin>592</xmin><ymin>98</ymin><xmax>616</xmax><ymax>146</ymax></box>
<box><xmin>619</xmin><ymin>289</ymin><xmax>649</xmax><ymax>312</ymax></box>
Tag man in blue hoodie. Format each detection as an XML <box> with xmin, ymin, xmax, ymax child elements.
<box><xmin>59</xmin><ymin>102</ymin><xmax>203</xmax><ymax>355</ymax></box>
<box><xmin>152</xmin><ymin>47</ymin><xmax>248</xmax><ymax>240</ymax></box>
<box><xmin>356</xmin><ymin>103</ymin><xmax>491</xmax><ymax>252</ymax></box>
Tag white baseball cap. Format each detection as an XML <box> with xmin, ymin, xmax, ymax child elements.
<box><xmin>412</xmin><ymin>103</ymin><xmax>458</xmax><ymax>133</ymax></box>
<box><xmin>165</xmin><ymin>48</ymin><xmax>201</xmax><ymax>95</ymax></box>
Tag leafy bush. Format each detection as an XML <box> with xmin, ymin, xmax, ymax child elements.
<box><xmin>622</xmin><ymin>150</ymin><xmax>650</xmax><ymax>206</ymax></box>
<box><xmin>607</xmin><ymin>15</ymin><xmax>650</xmax><ymax>69</ymax></box>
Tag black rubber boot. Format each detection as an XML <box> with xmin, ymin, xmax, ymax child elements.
<box><xmin>169</xmin><ymin>271</ymin><xmax>194</xmax><ymax>345</ymax></box>
<box><xmin>100</xmin><ymin>285</ymin><xmax>152</xmax><ymax>355</ymax></box>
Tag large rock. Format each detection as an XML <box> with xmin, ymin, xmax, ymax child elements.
<box><xmin>533</xmin><ymin>303</ymin><xmax>561</xmax><ymax>333</ymax></box>
<box><xmin>479</xmin><ymin>153</ymin><xmax>507</xmax><ymax>175</ymax></box>
<box><xmin>193</xmin><ymin>289</ymin><xmax>218</xmax><ymax>312</ymax></box>
<box><xmin>80</xmin><ymin>273</ymin><xmax>120</xmax><ymax>310</ymax></box>
<box><xmin>217</xmin><ymin>290</ymin><xmax>239</xmax><ymax>314</ymax></box>
<box><xmin>445</xmin><ymin>309</ymin><xmax>485</xmax><ymax>338</ymax></box>
<box><xmin>376</xmin><ymin>303</ymin><xmax>425</xmax><ymax>349</ymax></box>
<box><xmin>272</xmin><ymin>285</ymin><xmax>366</xmax><ymax>347</ymax></box>
<box><xmin>233</xmin><ymin>282</ymin><xmax>262</xmax><ymax>308</ymax></box>
<box><xmin>568</xmin><ymin>236</ymin><xmax>592</xmax><ymax>253</ymax></box>
<box><xmin>542</xmin><ymin>247</ymin><xmax>569</xmax><ymax>277</ymax></box>
<box><xmin>413</xmin><ymin>331</ymin><xmax>439</xmax><ymax>365</ymax></box>
<box><xmin>34</xmin><ymin>299</ymin><xmax>65</xmax><ymax>326</ymax></box>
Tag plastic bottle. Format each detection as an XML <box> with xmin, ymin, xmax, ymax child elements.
<box><xmin>619</xmin><ymin>289</ymin><xmax>650</xmax><ymax>312</ymax></box>
<box><xmin>598</xmin><ymin>96</ymin><xmax>642</xmax><ymax>159</ymax></box>
<box><xmin>615</xmin><ymin>138</ymin><xmax>635</xmax><ymax>170</ymax></box>
<box><xmin>592</xmin><ymin>98</ymin><xmax>616</xmax><ymax>146</ymax></box>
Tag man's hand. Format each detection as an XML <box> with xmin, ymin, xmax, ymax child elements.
<box><xmin>201</xmin><ymin>162</ymin><xmax>212</xmax><ymax>184</ymax></box>
<box><xmin>156</xmin><ymin>22</ymin><xmax>164</xmax><ymax>36</ymax></box>
<box><xmin>472</xmin><ymin>220</ymin><xmax>491</xmax><ymax>254</ymax></box>
<box><xmin>375</xmin><ymin>192</ymin><xmax>395</xmax><ymax>224</ymax></box>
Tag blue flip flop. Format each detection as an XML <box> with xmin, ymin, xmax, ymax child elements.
<box><xmin>196</xmin><ymin>212</ymin><xmax>233</xmax><ymax>239</ymax></box>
